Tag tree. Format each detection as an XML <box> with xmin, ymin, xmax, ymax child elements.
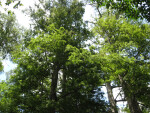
<box><xmin>1</xmin><ymin>0</ymin><xmax>108</xmax><ymax>112</ymax></box>
<box><xmin>25</xmin><ymin>1</ymin><xmax>93</xmax><ymax>112</ymax></box>
<box><xmin>0</xmin><ymin>11</ymin><xmax>20</xmax><ymax>77</ymax></box>
<box><xmin>93</xmin><ymin>15</ymin><xmax>150</xmax><ymax>113</ymax></box>
<box><xmin>89</xmin><ymin>0</ymin><xmax>150</xmax><ymax>112</ymax></box>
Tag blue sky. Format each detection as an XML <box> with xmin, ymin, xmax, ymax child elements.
<box><xmin>0</xmin><ymin>59</ymin><xmax>17</xmax><ymax>80</ymax></box>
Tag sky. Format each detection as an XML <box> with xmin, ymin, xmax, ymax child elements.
<box><xmin>0</xmin><ymin>0</ymin><xmax>127</xmax><ymax>110</ymax></box>
<box><xmin>0</xmin><ymin>59</ymin><xmax>17</xmax><ymax>81</ymax></box>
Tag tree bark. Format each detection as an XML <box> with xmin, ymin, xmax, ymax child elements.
<box><xmin>118</xmin><ymin>75</ymin><xmax>142</xmax><ymax>113</ymax></box>
<box><xmin>62</xmin><ymin>69</ymin><xmax>66</xmax><ymax>94</ymax></box>
<box><xmin>50</xmin><ymin>65</ymin><xmax>59</xmax><ymax>113</ymax></box>
<box><xmin>106</xmin><ymin>82</ymin><xmax>118</xmax><ymax>113</ymax></box>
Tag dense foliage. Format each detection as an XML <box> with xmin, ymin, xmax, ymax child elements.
<box><xmin>0</xmin><ymin>0</ymin><xmax>150</xmax><ymax>113</ymax></box>
<box><xmin>91</xmin><ymin>0</ymin><xmax>150</xmax><ymax>22</ymax></box>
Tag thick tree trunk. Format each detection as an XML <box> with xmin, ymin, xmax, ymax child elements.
<box><xmin>106</xmin><ymin>82</ymin><xmax>118</xmax><ymax>113</ymax></box>
<box><xmin>50</xmin><ymin>65</ymin><xmax>59</xmax><ymax>113</ymax></box>
<box><xmin>118</xmin><ymin>75</ymin><xmax>142</xmax><ymax>113</ymax></box>
<box><xmin>126</xmin><ymin>95</ymin><xmax>142</xmax><ymax>113</ymax></box>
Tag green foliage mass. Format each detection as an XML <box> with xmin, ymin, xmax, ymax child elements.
<box><xmin>93</xmin><ymin>15</ymin><xmax>150</xmax><ymax>110</ymax></box>
<box><xmin>91</xmin><ymin>0</ymin><xmax>150</xmax><ymax>22</ymax></box>
<box><xmin>0</xmin><ymin>0</ymin><xmax>150</xmax><ymax>112</ymax></box>
<box><xmin>4</xmin><ymin>25</ymin><xmax>107</xmax><ymax>112</ymax></box>
<box><xmin>0</xmin><ymin>0</ymin><xmax>108</xmax><ymax>112</ymax></box>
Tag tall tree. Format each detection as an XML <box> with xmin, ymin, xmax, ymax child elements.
<box><xmin>89</xmin><ymin>0</ymin><xmax>150</xmax><ymax>112</ymax></box>
<box><xmin>26</xmin><ymin>1</ymin><xmax>92</xmax><ymax>112</ymax></box>
<box><xmin>2</xmin><ymin>0</ymin><xmax>108</xmax><ymax>112</ymax></box>
<box><xmin>93</xmin><ymin>15</ymin><xmax>150</xmax><ymax>113</ymax></box>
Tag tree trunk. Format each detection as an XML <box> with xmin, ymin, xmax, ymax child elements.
<box><xmin>50</xmin><ymin>65</ymin><xmax>59</xmax><ymax>113</ymax></box>
<box><xmin>62</xmin><ymin>69</ymin><xmax>66</xmax><ymax>94</ymax></box>
<box><xmin>126</xmin><ymin>95</ymin><xmax>142</xmax><ymax>113</ymax></box>
<box><xmin>106</xmin><ymin>82</ymin><xmax>118</xmax><ymax>113</ymax></box>
<box><xmin>118</xmin><ymin>75</ymin><xmax>142</xmax><ymax>113</ymax></box>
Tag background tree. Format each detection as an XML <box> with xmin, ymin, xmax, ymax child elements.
<box><xmin>0</xmin><ymin>10</ymin><xmax>21</xmax><ymax>80</ymax></box>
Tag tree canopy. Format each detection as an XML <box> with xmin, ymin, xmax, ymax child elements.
<box><xmin>91</xmin><ymin>0</ymin><xmax>150</xmax><ymax>22</ymax></box>
<box><xmin>0</xmin><ymin>0</ymin><xmax>150</xmax><ymax>113</ymax></box>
